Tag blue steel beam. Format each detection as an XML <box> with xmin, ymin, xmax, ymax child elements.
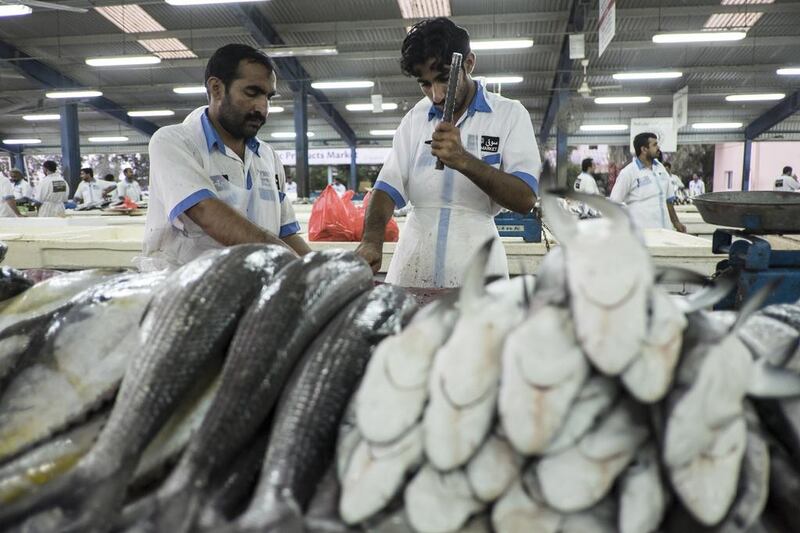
<box><xmin>0</xmin><ymin>142</ymin><xmax>26</xmax><ymax>176</ymax></box>
<box><xmin>538</xmin><ymin>0</ymin><xmax>585</xmax><ymax>147</ymax></box>
<box><xmin>0</xmin><ymin>39</ymin><xmax>159</xmax><ymax>137</ymax></box>
<box><xmin>60</xmin><ymin>103</ymin><xmax>81</xmax><ymax>195</ymax></box>
<box><xmin>744</xmin><ymin>90</ymin><xmax>800</xmax><ymax>140</ymax></box>
<box><xmin>742</xmin><ymin>138</ymin><xmax>753</xmax><ymax>191</ymax></box>
<box><xmin>232</xmin><ymin>4</ymin><xmax>358</xmax><ymax>147</ymax></box>
<box><xmin>294</xmin><ymin>82</ymin><xmax>310</xmax><ymax>198</ymax></box>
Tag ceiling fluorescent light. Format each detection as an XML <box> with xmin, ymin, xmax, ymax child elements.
<box><xmin>265</xmin><ymin>45</ymin><xmax>338</xmax><ymax>58</ymax></box>
<box><xmin>397</xmin><ymin>0</ymin><xmax>451</xmax><ymax>18</ymax></box>
<box><xmin>653</xmin><ymin>31</ymin><xmax>746</xmax><ymax>43</ymax></box>
<box><xmin>2</xmin><ymin>138</ymin><xmax>41</xmax><ymax>145</ymax></box>
<box><xmin>370</xmin><ymin>130</ymin><xmax>397</xmax><ymax>136</ymax></box>
<box><xmin>311</xmin><ymin>81</ymin><xmax>374</xmax><ymax>90</ymax></box>
<box><xmin>346</xmin><ymin>103</ymin><xmax>398</xmax><ymax>111</ymax></box>
<box><xmin>269</xmin><ymin>106</ymin><xmax>285</xmax><ymax>113</ymax></box>
<box><xmin>613</xmin><ymin>71</ymin><xmax>683</xmax><ymax>80</ymax></box>
<box><xmin>691</xmin><ymin>122</ymin><xmax>743</xmax><ymax>130</ymax></box>
<box><xmin>0</xmin><ymin>5</ymin><xmax>32</xmax><ymax>17</ymax></box>
<box><xmin>580</xmin><ymin>124</ymin><xmax>629</xmax><ymax>132</ymax></box>
<box><xmin>173</xmin><ymin>86</ymin><xmax>207</xmax><ymax>94</ymax></box>
<box><xmin>777</xmin><ymin>67</ymin><xmax>800</xmax><ymax>76</ymax></box>
<box><xmin>128</xmin><ymin>110</ymin><xmax>175</xmax><ymax>117</ymax></box>
<box><xmin>481</xmin><ymin>76</ymin><xmax>524</xmax><ymax>84</ymax></box>
<box><xmin>166</xmin><ymin>0</ymin><xmax>269</xmax><ymax>4</ymax></box>
<box><xmin>271</xmin><ymin>132</ymin><xmax>315</xmax><ymax>139</ymax></box>
<box><xmin>46</xmin><ymin>90</ymin><xmax>103</xmax><ymax>99</ymax></box>
<box><xmin>725</xmin><ymin>93</ymin><xmax>785</xmax><ymax>102</ymax></box>
<box><xmin>86</xmin><ymin>55</ymin><xmax>161</xmax><ymax>67</ymax></box>
<box><xmin>89</xmin><ymin>136</ymin><xmax>129</xmax><ymax>143</ymax></box>
<box><xmin>470</xmin><ymin>39</ymin><xmax>534</xmax><ymax>50</ymax></box>
<box><xmin>22</xmin><ymin>114</ymin><xmax>61</xmax><ymax>122</ymax></box>
<box><xmin>594</xmin><ymin>96</ymin><xmax>651</xmax><ymax>104</ymax></box>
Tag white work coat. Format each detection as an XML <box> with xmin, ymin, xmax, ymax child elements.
<box><xmin>374</xmin><ymin>82</ymin><xmax>541</xmax><ymax>288</ymax></box>
<box><xmin>689</xmin><ymin>179</ymin><xmax>706</xmax><ymax>197</ymax></box>
<box><xmin>34</xmin><ymin>172</ymin><xmax>68</xmax><ymax>217</ymax></box>
<box><xmin>610</xmin><ymin>159</ymin><xmax>676</xmax><ymax>230</ymax></box>
<box><xmin>74</xmin><ymin>179</ymin><xmax>113</xmax><ymax>204</ymax></box>
<box><xmin>11</xmin><ymin>179</ymin><xmax>32</xmax><ymax>200</ymax></box>
<box><xmin>0</xmin><ymin>178</ymin><xmax>16</xmax><ymax>217</ymax></box>
<box><xmin>574</xmin><ymin>172</ymin><xmax>600</xmax><ymax>195</ymax></box>
<box><xmin>117</xmin><ymin>179</ymin><xmax>142</xmax><ymax>202</ymax></box>
<box><xmin>774</xmin><ymin>174</ymin><xmax>800</xmax><ymax>192</ymax></box>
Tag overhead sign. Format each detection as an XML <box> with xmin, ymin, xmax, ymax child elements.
<box><xmin>569</xmin><ymin>33</ymin><xmax>585</xmax><ymax>59</ymax></box>
<box><xmin>276</xmin><ymin>147</ymin><xmax>392</xmax><ymax>167</ymax></box>
<box><xmin>672</xmin><ymin>85</ymin><xmax>689</xmax><ymax>129</ymax></box>
<box><xmin>598</xmin><ymin>0</ymin><xmax>616</xmax><ymax>58</ymax></box>
<box><xmin>629</xmin><ymin>118</ymin><xmax>678</xmax><ymax>153</ymax></box>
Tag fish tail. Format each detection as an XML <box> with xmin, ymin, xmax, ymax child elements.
<box><xmin>234</xmin><ymin>493</ymin><xmax>304</xmax><ymax>533</ymax></box>
<box><xmin>151</xmin><ymin>487</ymin><xmax>204</xmax><ymax>533</ymax></box>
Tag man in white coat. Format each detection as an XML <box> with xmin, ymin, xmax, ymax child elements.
<box><xmin>355</xmin><ymin>18</ymin><xmax>541</xmax><ymax>288</ymax></box>
<box><xmin>774</xmin><ymin>166</ymin><xmax>800</xmax><ymax>192</ymax></box>
<box><xmin>688</xmin><ymin>174</ymin><xmax>706</xmax><ymax>197</ymax></box>
<box><xmin>574</xmin><ymin>157</ymin><xmax>600</xmax><ymax>195</ymax></box>
<box><xmin>33</xmin><ymin>160</ymin><xmax>68</xmax><ymax>217</ymax></box>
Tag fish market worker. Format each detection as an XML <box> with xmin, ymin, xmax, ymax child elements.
<box><xmin>0</xmin><ymin>175</ymin><xmax>21</xmax><ymax>217</ymax></box>
<box><xmin>141</xmin><ymin>44</ymin><xmax>311</xmax><ymax>270</ymax></box>
<box><xmin>74</xmin><ymin>168</ymin><xmax>116</xmax><ymax>205</ymax></box>
<box><xmin>33</xmin><ymin>160</ymin><xmax>68</xmax><ymax>217</ymax></box>
<box><xmin>610</xmin><ymin>132</ymin><xmax>686</xmax><ymax>233</ymax></box>
<box><xmin>355</xmin><ymin>17</ymin><xmax>541</xmax><ymax>288</ymax></box>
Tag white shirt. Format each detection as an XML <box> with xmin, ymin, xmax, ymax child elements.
<box><xmin>34</xmin><ymin>172</ymin><xmax>68</xmax><ymax>217</ymax></box>
<box><xmin>74</xmin><ymin>179</ymin><xmax>114</xmax><ymax>204</ymax></box>
<box><xmin>574</xmin><ymin>172</ymin><xmax>600</xmax><ymax>195</ymax></box>
<box><xmin>774</xmin><ymin>174</ymin><xmax>800</xmax><ymax>192</ymax></box>
<box><xmin>688</xmin><ymin>179</ymin><xmax>706</xmax><ymax>197</ymax></box>
<box><xmin>332</xmin><ymin>182</ymin><xmax>346</xmax><ymax>197</ymax></box>
<box><xmin>610</xmin><ymin>158</ymin><xmax>676</xmax><ymax>230</ymax></box>
<box><xmin>374</xmin><ymin>81</ymin><xmax>541</xmax><ymax>287</ymax></box>
<box><xmin>0</xmin><ymin>178</ymin><xmax>16</xmax><ymax>217</ymax></box>
<box><xmin>117</xmin><ymin>179</ymin><xmax>142</xmax><ymax>202</ymax></box>
<box><xmin>141</xmin><ymin>106</ymin><xmax>299</xmax><ymax>270</ymax></box>
<box><xmin>669</xmin><ymin>174</ymin><xmax>684</xmax><ymax>190</ymax></box>
<box><xmin>10</xmin><ymin>178</ymin><xmax>32</xmax><ymax>200</ymax></box>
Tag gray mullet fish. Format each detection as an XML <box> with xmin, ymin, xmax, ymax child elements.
<box><xmin>233</xmin><ymin>284</ymin><xmax>418</xmax><ymax>533</ymax></box>
<box><xmin>128</xmin><ymin>250</ymin><xmax>373</xmax><ymax>532</ymax></box>
<box><xmin>0</xmin><ymin>244</ymin><xmax>296</xmax><ymax>533</ymax></box>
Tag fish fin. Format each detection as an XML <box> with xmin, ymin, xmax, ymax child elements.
<box><xmin>540</xmin><ymin>191</ymin><xmax>577</xmax><ymax>244</ymax></box>
<box><xmin>678</xmin><ymin>269</ymin><xmax>737</xmax><ymax>313</ymax></box>
<box><xmin>236</xmin><ymin>492</ymin><xmax>304</xmax><ymax>533</ymax></box>
<box><xmin>151</xmin><ymin>487</ymin><xmax>204</xmax><ymax>533</ymax></box>
<box><xmin>733</xmin><ymin>279</ymin><xmax>782</xmax><ymax>331</ymax></box>
<box><xmin>563</xmin><ymin>189</ymin><xmax>631</xmax><ymax>228</ymax></box>
<box><xmin>654</xmin><ymin>266</ymin><xmax>708</xmax><ymax>285</ymax></box>
<box><xmin>459</xmin><ymin>239</ymin><xmax>494</xmax><ymax>308</ymax></box>
<box><xmin>747</xmin><ymin>358</ymin><xmax>800</xmax><ymax>398</ymax></box>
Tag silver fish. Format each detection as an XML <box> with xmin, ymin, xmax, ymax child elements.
<box><xmin>618</xmin><ymin>443</ymin><xmax>666</xmax><ymax>533</ymax></box>
<box><xmin>404</xmin><ymin>464</ymin><xmax>484</xmax><ymax>533</ymax></box>
<box><xmin>0</xmin><ymin>267</ymin><xmax>32</xmax><ymax>304</ymax></box>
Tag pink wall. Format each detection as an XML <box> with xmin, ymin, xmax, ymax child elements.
<box><xmin>714</xmin><ymin>142</ymin><xmax>800</xmax><ymax>191</ymax></box>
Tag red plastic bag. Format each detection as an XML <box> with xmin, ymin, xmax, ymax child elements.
<box><xmin>358</xmin><ymin>191</ymin><xmax>399</xmax><ymax>242</ymax></box>
<box><xmin>308</xmin><ymin>185</ymin><xmax>356</xmax><ymax>241</ymax></box>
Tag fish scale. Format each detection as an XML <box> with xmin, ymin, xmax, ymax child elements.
<box><xmin>236</xmin><ymin>284</ymin><xmax>417</xmax><ymax>532</ymax></box>
<box><xmin>0</xmin><ymin>244</ymin><xmax>295</xmax><ymax>533</ymax></box>
<box><xmin>145</xmin><ymin>251</ymin><xmax>373</xmax><ymax>531</ymax></box>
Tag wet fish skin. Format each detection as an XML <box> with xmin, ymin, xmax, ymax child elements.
<box><xmin>0</xmin><ymin>245</ymin><xmax>295</xmax><ymax>533</ymax></box>
<box><xmin>0</xmin><ymin>267</ymin><xmax>32</xmax><ymax>304</ymax></box>
<box><xmin>148</xmin><ymin>251</ymin><xmax>373</xmax><ymax>531</ymax></box>
<box><xmin>235</xmin><ymin>285</ymin><xmax>417</xmax><ymax>532</ymax></box>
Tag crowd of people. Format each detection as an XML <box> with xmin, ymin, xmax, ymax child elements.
<box><xmin>1</xmin><ymin>161</ymin><xmax>144</xmax><ymax>217</ymax></box>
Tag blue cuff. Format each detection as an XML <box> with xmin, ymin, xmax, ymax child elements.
<box><xmin>667</xmin><ymin>196</ymin><xmax>677</xmax><ymax>204</ymax></box>
<box><xmin>279</xmin><ymin>221</ymin><xmax>301</xmax><ymax>238</ymax></box>
<box><xmin>373</xmin><ymin>180</ymin><xmax>406</xmax><ymax>209</ymax></box>
<box><xmin>511</xmin><ymin>171</ymin><xmax>539</xmax><ymax>195</ymax></box>
<box><xmin>481</xmin><ymin>154</ymin><xmax>501</xmax><ymax>165</ymax></box>
<box><xmin>279</xmin><ymin>191</ymin><xmax>286</xmax><ymax>202</ymax></box>
<box><xmin>168</xmin><ymin>189</ymin><xmax>216</xmax><ymax>223</ymax></box>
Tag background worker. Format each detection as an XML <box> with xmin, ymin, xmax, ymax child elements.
<box><xmin>33</xmin><ymin>160</ymin><xmax>68</xmax><ymax>217</ymax></box>
<box><xmin>774</xmin><ymin>166</ymin><xmax>800</xmax><ymax>192</ymax></box>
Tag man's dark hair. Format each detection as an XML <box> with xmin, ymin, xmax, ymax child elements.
<box><xmin>205</xmin><ymin>44</ymin><xmax>275</xmax><ymax>93</ymax></box>
<box><xmin>43</xmin><ymin>160</ymin><xmax>57</xmax><ymax>173</ymax></box>
<box><xmin>663</xmin><ymin>162</ymin><xmax>672</xmax><ymax>170</ymax></box>
<box><xmin>633</xmin><ymin>132</ymin><xmax>657</xmax><ymax>157</ymax></box>
<box><xmin>783</xmin><ymin>166</ymin><xmax>793</xmax><ymax>175</ymax></box>
<box><xmin>400</xmin><ymin>17</ymin><xmax>470</xmax><ymax>77</ymax></box>
<box><xmin>104</xmin><ymin>173</ymin><xmax>115</xmax><ymax>181</ymax></box>
<box><xmin>81</xmin><ymin>167</ymin><xmax>93</xmax><ymax>177</ymax></box>
<box><xmin>581</xmin><ymin>158</ymin><xmax>594</xmax><ymax>172</ymax></box>
<box><xmin>10</xmin><ymin>169</ymin><xmax>23</xmax><ymax>179</ymax></box>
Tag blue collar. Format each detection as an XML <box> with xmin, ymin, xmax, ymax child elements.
<box><xmin>201</xmin><ymin>109</ymin><xmax>260</xmax><ymax>157</ymax></box>
<box><xmin>427</xmin><ymin>81</ymin><xmax>493</xmax><ymax>121</ymax></box>
<box><xmin>635</xmin><ymin>157</ymin><xmax>660</xmax><ymax>170</ymax></box>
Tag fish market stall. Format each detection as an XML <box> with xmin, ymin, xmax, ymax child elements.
<box><xmin>2</xmin><ymin>192</ymin><xmax>800</xmax><ymax>532</ymax></box>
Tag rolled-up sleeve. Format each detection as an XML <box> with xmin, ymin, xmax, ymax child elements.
<box><xmin>501</xmin><ymin>102</ymin><xmax>542</xmax><ymax>195</ymax></box>
<box><xmin>374</xmin><ymin>114</ymin><xmax>412</xmax><ymax>209</ymax></box>
<box><xmin>148</xmin><ymin>128</ymin><xmax>217</xmax><ymax>230</ymax></box>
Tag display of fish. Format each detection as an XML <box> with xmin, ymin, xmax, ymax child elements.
<box><xmin>0</xmin><ymin>267</ymin><xmax>32</xmax><ymax>304</ymax></box>
<box><xmin>0</xmin><ymin>245</ymin><xmax>295</xmax><ymax>532</ymax></box>
<box><xmin>234</xmin><ymin>284</ymin><xmax>417</xmax><ymax>532</ymax></box>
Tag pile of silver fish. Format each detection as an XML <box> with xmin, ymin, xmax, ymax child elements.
<box><xmin>0</xmin><ymin>244</ymin><xmax>417</xmax><ymax>532</ymax></box>
<box><xmin>336</xmin><ymin>192</ymin><xmax>800</xmax><ymax>533</ymax></box>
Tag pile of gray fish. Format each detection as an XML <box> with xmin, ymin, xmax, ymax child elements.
<box><xmin>0</xmin><ymin>244</ymin><xmax>418</xmax><ymax>532</ymax></box>
<box><xmin>335</xmin><ymin>192</ymin><xmax>800</xmax><ymax>533</ymax></box>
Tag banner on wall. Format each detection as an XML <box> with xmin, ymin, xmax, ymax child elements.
<box><xmin>276</xmin><ymin>147</ymin><xmax>392</xmax><ymax>166</ymax></box>
<box><xmin>630</xmin><ymin>117</ymin><xmax>678</xmax><ymax>153</ymax></box>
<box><xmin>672</xmin><ymin>86</ymin><xmax>689</xmax><ymax>129</ymax></box>
<box><xmin>598</xmin><ymin>0</ymin><xmax>616</xmax><ymax>58</ymax></box>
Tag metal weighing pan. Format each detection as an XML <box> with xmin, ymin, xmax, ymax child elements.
<box><xmin>693</xmin><ymin>191</ymin><xmax>800</xmax><ymax>234</ymax></box>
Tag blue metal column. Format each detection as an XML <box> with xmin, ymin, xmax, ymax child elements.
<box><xmin>11</xmin><ymin>149</ymin><xmax>26</xmax><ymax>177</ymax></box>
<box><xmin>294</xmin><ymin>82</ymin><xmax>309</xmax><ymax>198</ymax></box>
<box><xmin>742</xmin><ymin>138</ymin><xmax>752</xmax><ymax>191</ymax></box>
<box><xmin>60</xmin><ymin>103</ymin><xmax>81</xmax><ymax>197</ymax></box>
<box><xmin>349</xmin><ymin>146</ymin><xmax>358</xmax><ymax>192</ymax></box>
<box><xmin>556</xmin><ymin>123</ymin><xmax>568</xmax><ymax>189</ymax></box>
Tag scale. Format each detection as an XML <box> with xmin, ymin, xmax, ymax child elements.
<box><xmin>494</xmin><ymin>211</ymin><xmax>542</xmax><ymax>243</ymax></box>
<box><xmin>694</xmin><ymin>191</ymin><xmax>800</xmax><ymax>310</ymax></box>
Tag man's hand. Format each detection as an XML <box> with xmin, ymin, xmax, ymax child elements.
<box><xmin>431</xmin><ymin>122</ymin><xmax>471</xmax><ymax>171</ymax></box>
<box><xmin>675</xmin><ymin>222</ymin><xmax>687</xmax><ymax>233</ymax></box>
<box><xmin>355</xmin><ymin>241</ymin><xmax>383</xmax><ymax>274</ymax></box>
